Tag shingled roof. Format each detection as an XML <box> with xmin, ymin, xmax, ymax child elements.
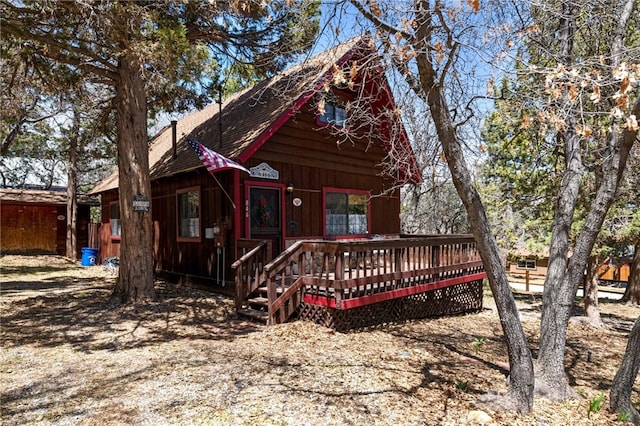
<box><xmin>0</xmin><ymin>188</ymin><xmax>98</xmax><ymax>205</ymax></box>
<box><xmin>91</xmin><ymin>36</ymin><xmax>417</xmax><ymax>193</ymax></box>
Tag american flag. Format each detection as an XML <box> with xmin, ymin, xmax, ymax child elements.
<box><xmin>187</xmin><ymin>139</ymin><xmax>249</xmax><ymax>174</ymax></box>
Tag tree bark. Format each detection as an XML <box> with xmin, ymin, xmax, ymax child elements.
<box><xmin>111</xmin><ymin>51</ymin><xmax>156</xmax><ymax>303</ymax></box>
<box><xmin>536</xmin><ymin>0</ymin><xmax>638</xmax><ymax>400</ymax></box>
<box><xmin>441</xmin><ymin>117</ymin><xmax>534</xmax><ymax>413</ymax></box>
<box><xmin>409</xmin><ymin>4</ymin><xmax>533</xmax><ymax>413</ymax></box>
<box><xmin>609</xmin><ymin>316</ymin><xmax>640</xmax><ymax>423</ymax></box>
<box><xmin>583</xmin><ymin>257</ymin><xmax>604</xmax><ymax>328</ymax></box>
<box><xmin>535</xmin><ymin>0</ymin><xmax>583</xmax><ymax>400</ymax></box>
<box><xmin>66</xmin><ymin>108</ymin><xmax>79</xmax><ymax>261</ymax></box>
<box><xmin>622</xmin><ymin>241</ymin><xmax>640</xmax><ymax>305</ymax></box>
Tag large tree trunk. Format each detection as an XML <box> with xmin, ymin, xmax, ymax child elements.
<box><xmin>112</xmin><ymin>51</ymin><xmax>156</xmax><ymax>303</ymax></box>
<box><xmin>539</xmin><ymin>111</ymin><xmax>637</xmax><ymax>399</ymax></box>
<box><xmin>609</xmin><ymin>316</ymin><xmax>640</xmax><ymax>423</ymax></box>
<box><xmin>584</xmin><ymin>257</ymin><xmax>605</xmax><ymax>328</ymax></box>
<box><xmin>535</xmin><ymin>1</ymin><xmax>583</xmax><ymax>390</ymax></box>
<box><xmin>440</xmin><ymin>119</ymin><xmax>534</xmax><ymax>413</ymax></box>
<box><xmin>622</xmin><ymin>241</ymin><xmax>640</xmax><ymax>305</ymax></box>
<box><xmin>536</xmin><ymin>0</ymin><xmax>638</xmax><ymax>400</ymax></box>
<box><xmin>534</xmin><ymin>124</ymin><xmax>582</xmax><ymax>401</ymax></box>
<box><xmin>66</xmin><ymin>108</ymin><xmax>79</xmax><ymax>261</ymax></box>
<box><xmin>411</xmin><ymin>6</ymin><xmax>533</xmax><ymax>413</ymax></box>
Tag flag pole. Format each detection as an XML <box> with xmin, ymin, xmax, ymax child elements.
<box><xmin>210</xmin><ymin>172</ymin><xmax>236</xmax><ymax>210</ymax></box>
<box><xmin>185</xmin><ymin>138</ymin><xmax>249</xmax><ymax>211</ymax></box>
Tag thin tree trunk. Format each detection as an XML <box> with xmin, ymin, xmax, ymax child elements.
<box><xmin>537</xmin><ymin>0</ymin><xmax>638</xmax><ymax>400</ymax></box>
<box><xmin>66</xmin><ymin>108</ymin><xmax>80</xmax><ymax>261</ymax></box>
<box><xmin>609</xmin><ymin>316</ymin><xmax>640</xmax><ymax>423</ymax></box>
<box><xmin>584</xmin><ymin>257</ymin><xmax>604</xmax><ymax>328</ymax></box>
<box><xmin>536</xmin><ymin>0</ymin><xmax>583</xmax><ymax>398</ymax></box>
<box><xmin>411</xmin><ymin>5</ymin><xmax>533</xmax><ymax>413</ymax></box>
<box><xmin>112</xmin><ymin>51</ymin><xmax>156</xmax><ymax>303</ymax></box>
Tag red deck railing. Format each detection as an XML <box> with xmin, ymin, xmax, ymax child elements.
<box><xmin>234</xmin><ymin>235</ymin><xmax>486</xmax><ymax>325</ymax></box>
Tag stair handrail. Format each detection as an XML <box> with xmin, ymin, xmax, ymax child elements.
<box><xmin>232</xmin><ymin>239</ymin><xmax>270</xmax><ymax>310</ymax></box>
<box><xmin>263</xmin><ymin>240</ymin><xmax>307</xmax><ymax>277</ymax></box>
<box><xmin>262</xmin><ymin>240</ymin><xmax>343</xmax><ymax>324</ymax></box>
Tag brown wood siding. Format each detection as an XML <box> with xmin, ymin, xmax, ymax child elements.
<box><xmin>55</xmin><ymin>205</ymin><xmax>66</xmax><ymax>254</ymax></box>
<box><xmin>241</xmin><ymin>104</ymin><xmax>400</xmax><ymax>239</ymax></box>
<box><xmin>98</xmin><ymin>98</ymin><xmax>402</xmax><ymax>283</ymax></box>
<box><xmin>99</xmin><ymin>190</ymin><xmax>121</xmax><ymax>262</ymax></box>
<box><xmin>0</xmin><ymin>201</ymin><xmax>90</xmax><ymax>256</ymax></box>
<box><xmin>151</xmin><ymin>172</ymin><xmax>230</xmax><ymax>279</ymax></box>
<box><xmin>100</xmin><ymin>174</ymin><xmax>234</xmax><ymax>281</ymax></box>
<box><xmin>1</xmin><ymin>203</ymin><xmax>58</xmax><ymax>253</ymax></box>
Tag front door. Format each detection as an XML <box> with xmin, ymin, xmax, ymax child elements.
<box><xmin>248</xmin><ymin>185</ymin><xmax>283</xmax><ymax>255</ymax></box>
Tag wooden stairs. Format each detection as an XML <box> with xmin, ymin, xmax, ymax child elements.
<box><xmin>236</xmin><ymin>279</ymin><xmax>288</xmax><ymax>325</ymax></box>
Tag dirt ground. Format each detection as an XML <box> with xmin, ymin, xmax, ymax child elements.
<box><xmin>1</xmin><ymin>254</ymin><xmax>639</xmax><ymax>426</ymax></box>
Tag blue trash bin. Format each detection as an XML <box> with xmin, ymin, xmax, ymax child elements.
<box><xmin>81</xmin><ymin>247</ymin><xmax>99</xmax><ymax>266</ymax></box>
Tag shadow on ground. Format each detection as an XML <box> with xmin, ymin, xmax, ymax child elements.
<box><xmin>1</xmin><ymin>277</ymin><xmax>263</xmax><ymax>353</ymax></box>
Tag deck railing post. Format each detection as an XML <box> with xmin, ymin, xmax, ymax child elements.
<box><xmin>335</xmin><ymin>251</ymin><xmax>344</xmax><ymax>280</ymax></box>
<box><xmin>266</xmin><ymin>276</ymin><xmax>276</xmax><ymax>325</ymax></box>
<box><xmin>394</xmin><ymin>247</ymin><xmax>402</xmax><ymax>289</ymax></box>
<box><xmin>235</xmin><ymin>264</ymin><xmax>244</xmax><ymax>310</ymax></box>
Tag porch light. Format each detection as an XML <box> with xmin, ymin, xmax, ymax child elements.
<box><xmin>286</xmin><ymin>183</ymin><xmax>294</xmax><ymax>194</ymax></box>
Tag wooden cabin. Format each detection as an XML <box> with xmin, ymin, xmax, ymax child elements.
<box><xmin>91</xmin><ymin>37</ymin><xmax>486</xmax><ymax>329</ymax></box>
<box><xmin>0</xmin><ymin>188</ymin><xmax>95</xmax><ymax>257</ymax></box>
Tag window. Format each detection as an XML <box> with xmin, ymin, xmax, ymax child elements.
<box><xmin>516</xmin><ymin>259</ymin><xmax>537</xmax><ymax>270</ymax></box>
<box><xmin>324</xmin><ymin>189</ymin><xmax>369</xmax><ymax>236</ymax></box>
<box><xmin>109</xmin><ymin>202</ymin><xmax>121</xmax><ymax>239</ymax></box>
<box><xmin>177</xmin><ymin>187</ymin><xmax>200</xmax><ymax>240</ymax></box>
<box><xmin>318</xmin><ymin>98</ymin><xmax>348</xmax><ymax>127</ymax></box>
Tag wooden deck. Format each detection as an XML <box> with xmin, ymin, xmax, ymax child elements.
<box><xmin>232</xmin><ymin>235</ymin><xmax>486</xmax><ymax>330</ymax></box>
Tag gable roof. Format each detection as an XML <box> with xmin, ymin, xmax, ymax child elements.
<box><xmin>91</xmin><ymin>36</ymin><xmax>420</xmax><ymax>194</ymax></box>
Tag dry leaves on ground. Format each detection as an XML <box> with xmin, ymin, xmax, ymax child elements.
<box><xmin>1</xmin><ymin>255</ymin><xmax>639</xmax><ymax>425</ymax></box>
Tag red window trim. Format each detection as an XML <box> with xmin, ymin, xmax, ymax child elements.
<box><xmin>322</xmin><ymin>187</ymin><xmax>371</xmax><ymax>239</ymax></box>
<box><xmin>109</xmin><ymin>200</ymin><xmax>121</xmax><ymax>242</ymax></box>
<box><xmin>176</xmin><ymin>186</ymin><xmax>201</xmax><ymax>243</ymax></box>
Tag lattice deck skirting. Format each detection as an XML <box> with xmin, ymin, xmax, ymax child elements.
<box><xmin>296</xmin><ymin>279</ymin><xmax>483</xmax><ymax>332</ymax></box>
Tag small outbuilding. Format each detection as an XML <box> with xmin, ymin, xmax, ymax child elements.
<box><xmin>0</xmin><ymin>188</ymin><xmax>96</xmax><ymax>256</ymax></box>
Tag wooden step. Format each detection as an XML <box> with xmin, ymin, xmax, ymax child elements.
<box><xmin>237</xmin><ymin>308</ymin><xmax>269</xmax><ymax>324</ymax></box>
<box><xmin>256</xmin><ymin>286</ymin><xmax>284</xmax><ymax>295</ymax></box>
<box><xmin>247</xmin><ymin>296</ymin><xmax>269</xmax><ymax>307</ymax></box>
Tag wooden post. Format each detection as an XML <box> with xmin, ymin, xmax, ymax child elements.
<box><xmin>335</xmin><ymin>252</ymin><xmax>344</xmax><ymax>280</ymax></box>
<box><xmin>525</xmin><ymin>269</ymin><xmax>530</xmax><ymax>292</ymax></box>
<box><xmin>266</xmin><ymin>276</ymin><xmax>276</xmax><ymax>325</ymax></box>
<box><xmin>235</xmin><ymin>264</ymin><xmax>244</xmax><ymax>309</ymax></box>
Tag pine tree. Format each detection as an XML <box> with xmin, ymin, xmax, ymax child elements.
<box><xmin>1</xmin><ymin>0</ymin><xmax>320</xmax><ymax>302</ymax></box>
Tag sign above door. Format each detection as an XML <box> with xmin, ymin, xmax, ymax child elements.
<box><xmin>249</xmin><ymin>162</ymin><xmax>279</xmax><ymax>180</ymax></box>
